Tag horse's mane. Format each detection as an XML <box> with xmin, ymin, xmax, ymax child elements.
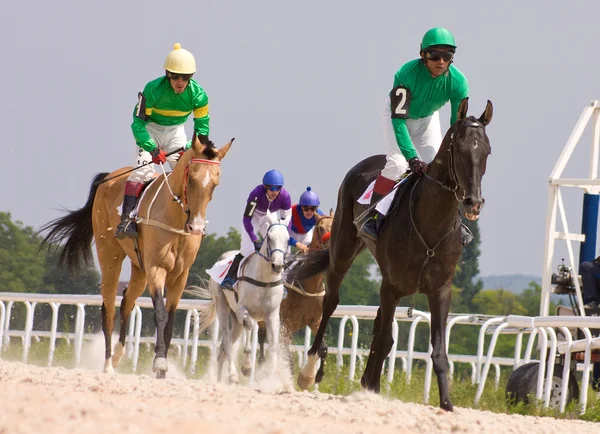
<box><xmin>202</xmin><ymin>142</ymin><xmax>218</xmax><ymax>160</ymax></box>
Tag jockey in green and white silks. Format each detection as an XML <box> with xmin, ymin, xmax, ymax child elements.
<box><xmin>115</xmin><ymin>43</ymin><xmax>212</xmax><ymax>240</ymax></box>
<box><xmin>360</xmin><ymin>28</ymin><xmax>470</xmax><ymax>242</ymax></box>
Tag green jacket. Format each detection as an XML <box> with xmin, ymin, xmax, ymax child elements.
<box><xmin>131</xmin><ymin>76</ymin><xmax>210</xmax><ymax>152</ymax></box>
<box><xmin>390</xmin><ymin>59</ymin><xmax>468</xmax><ymax>160</ymax></box>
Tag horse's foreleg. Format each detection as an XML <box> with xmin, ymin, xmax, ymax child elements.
<box><xmin>257</xmin><ymin>323</ymin><xmax>267</xmax><ymax>365</ymax></box>
<box><xmin>100</xmin><ymin>272</ymin><xmax>122</xmax><ymax>374</ymax></box>
<box><xmin>147</xmin><ymin>268</ymin><xmax>168</xmax><ymax>378</ymax></box>
<box><xmin>241</xmin><ymin>308</ymin><xmax>256</xmax><ymax>377</ymax></box>
<box><xmin>298</xmin><ymin>266</ymin><xmax>345</xmax><ymax>390</ymax></box>
<box><xmin>428</xmin><ymin>287</ymin><xmax>453</xmax><ymax>411</ymax></box>
<box><xmin>113</xmin><ymin>265</ymin><xmax>146</xmax><ymax>369</ymax></box>
<box><xmin>361</xmin><ymin>282</ymin><xmax>400</xmax><ymax>393</ymax></box>
<box><xmin>265</xmin><ymin>309</ymin><xmax>281</xmax><ymax>373</ymax></box>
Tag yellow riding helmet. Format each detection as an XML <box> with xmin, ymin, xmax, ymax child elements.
<box><xmin>164</xmin><ymin>43</ymin><xmax>196</xmax><ymax>74</ymax></box>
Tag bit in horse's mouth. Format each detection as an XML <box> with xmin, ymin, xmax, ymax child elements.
<box><xmin>464</xmin><ymin>212</ymin><xmax>479</xmax><ymax>221</ymax></box>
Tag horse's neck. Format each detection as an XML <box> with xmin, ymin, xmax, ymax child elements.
<box><xmin>413</xmin><ymin>176</ymin><xmax>460</xmax><ymax>232</ymax></box>
<box><xmin>141</xmin><ymin>156</ymin><xmax>189</xmax><ymax>225</ymax></box>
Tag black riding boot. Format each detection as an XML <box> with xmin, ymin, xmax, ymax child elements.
<box><xmin>115</xmin><ymin>195</ymin><xmax>140</xmax><ymax>240</ymax></box>
<box><xmin>221</xmin><ymin>253</ymin><xmax>244</xmax><ymax>290</ymax></box>
<box><xmin>359</xmin><ymin>191</ymin><xmax>385</xmax><ymax>241</ymax></box>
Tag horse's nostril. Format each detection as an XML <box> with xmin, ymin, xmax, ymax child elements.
<box><xmin>464</xmin><ymin>198</ymin><xmax>474</xmax><ymax>207</ymax></box>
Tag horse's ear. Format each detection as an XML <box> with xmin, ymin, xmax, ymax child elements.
<box><xmin>457</xmin><ymin>97</ymin><xmax>469</xmax><ymax>122</ymax></box>
<box><xmin>218</xmin><ymin>138</ymin><xmax>234</xmax><ymax>161</ymax></box>
<box><xmin>329</xmin><ymin>208</ymin><xmax>334</xmax><ymax>217</ymax></box>
<box><xmin>192</xmin><ymin>133</ymin><xmax>206</xmax><ymax>153</ymax></box>
<box><xmin>478</xmin><ymin>100</ymin><xmax>493</xmax><ymax>126</ymax></box>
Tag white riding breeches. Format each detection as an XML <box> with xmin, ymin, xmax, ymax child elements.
<box><xmin>241</xmin><ymin>211</ymin><xmax>291</xmax><ymax>256</ymax></box>
<box><xmin>288</xmin><ymin>229</ymin><xmax>314</xmax><ymax>253</ymax></box>
<box><xmin>127</xmin><ymin>123</ymin><xmax>188</xmax><ymax>183</ymax></box>
<box><xmin>380</xmin><ymin>96</ymin><xmax>442</xmax><ymax>181</ymax></box>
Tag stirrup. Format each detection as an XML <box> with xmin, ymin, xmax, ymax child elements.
<box><xmin>359</xmin><ymin>217</ymin><xmax>379</xmax><ymax>241</ymax></box>
<box><xmin>221</xmin><ymin>277</ymin><xmax>236</xmax><ymax>290</ymax></box>
<box><xmin>115</xmin><ymin>219</ymin><xmax>138</xmax><ymax>240</ymax></box>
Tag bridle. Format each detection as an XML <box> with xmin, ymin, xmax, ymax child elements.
<box><xmin>159</xmin><ymin>157</ymin><xmax>220</xmax><ymax>217</ymax></box>
<box><xmin>256</xmin><ymin>222</ymin><xmax>288</xmax><ymax>263</ymax></box>
<box><xmin>423</xmin><ymin>119</ymin><xmax>484</xmax><ymax>203</ymax></box>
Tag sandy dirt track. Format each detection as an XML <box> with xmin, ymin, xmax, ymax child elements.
<box><xmin>0</xmin><ymin>360</ymin><xmax>598</xmax><ymax>434</ymax></box>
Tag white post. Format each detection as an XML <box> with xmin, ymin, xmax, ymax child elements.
<box><xmin>48</xmin><ymin>302</ymin><xmax>60</xmax><ymax>366</ymax></box>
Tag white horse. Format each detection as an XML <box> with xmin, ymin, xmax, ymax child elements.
<box><xmin>188</xmin><ymin>211</ymin><xmax>289</xmax><ymax>383</ymax></box>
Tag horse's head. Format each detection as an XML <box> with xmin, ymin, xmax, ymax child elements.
<box><xmin>181</xmin><ymin>135</ymin><xmax>233</xmax><ymax>234</ymax></box>
<box><xmin>430</xmin><ymin>98</ymin><xmax>493</xmax><ymax>220</ymax></box>
<box><xmin>260</xmin><ymin>210</ymin><xmax>290</xmax><ymax>274</ymax></box>
<box><xmin>310</xmin><ymin>208</ymin><xmax>334</xmax><ymax>250</ymax></box>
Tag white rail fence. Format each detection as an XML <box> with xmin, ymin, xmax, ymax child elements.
<box><xmin>1</xmin><ymin>292</ymin><xmax>600</xmax><ymax>413</ymax></box>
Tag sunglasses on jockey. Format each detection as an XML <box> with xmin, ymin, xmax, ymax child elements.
<box><xmin>168</xmin><ymin>72</ymin><xmax>193</xmax><ymax>82</ymax></box>
<box><xmin>265</xmin><ymin>185</ymin><xmax>282</xmax><ymax>192</ymax></box>
<box><xmin>301</xmin><ymin>206</ymin><xmax>317</xmax><ymax>212</ymax></box>
<box><xmin>425</xmin><ymin>50</ymin><xmax>454</xmax><ymax>62</ymax></box>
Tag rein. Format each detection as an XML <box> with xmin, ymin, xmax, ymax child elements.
<box><xmin>423</xmin><ymin>132</ymin><xmax>465</xmax><ymax>202</ymax></box>
<box><xmin>409</xmin><ymin>178</ymin><xmax>460</xmax><ymax>292</ymax></box>
<box><xmin>137</xmin><ymin>158</ymin><xmax>220</xmax><ymax>236</ymax></box>
<box><xmin>237</xmin><ymin>222</ymin><xmax>288</xmax><ymax>288</ymax></box>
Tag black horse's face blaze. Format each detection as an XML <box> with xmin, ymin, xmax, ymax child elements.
<box><xmin>453</xmin><ymin>100</ymin><xmax>493</xmax><ymax>220</ymax></box>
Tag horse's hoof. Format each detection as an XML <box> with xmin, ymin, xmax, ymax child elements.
<box><xmin>258</xmin><ymin>355</ymin><xmax>266</xmax><ymax>365</ymax></box>
<box><xmin>103</xmin><ymin>359</ymin><xmax>115</xmax><ymax>375</ymax></box>
<box><xmin>441</xmin><ymin>400</ymin><xmax>454</xmax><ymax>412</ymax></box>
<box><xmin>297</xmin><ymin>372</ymin><xmax>315</xmax><ymax>390</ymax></box>
<box><xmin>315</xmin><ymin>370</ymin><xmax>325</xmax><ymax>383</ymax></box>
<box><xmin>156</xmin><ymin>370</ymin><xmax>167</xmax><ymax>379</ymax></box>
<box><xmin>152</xmin><ymin>357</ymin><xmax>168</xmax><ymax>373</ymax></box>
<box><xmin>229</xmin><ymin>373</ymin><xmax>239</xmax><ymax>384</ymax></box>
<box><xmin>112</xmin><ymin>342</ymin><xmax>125</xmax><ymax>368</ymax></box>
<box><xmin>241</xmin><ymin>366</ymin><xmax>252</xmax><ymax>377</ymax></box>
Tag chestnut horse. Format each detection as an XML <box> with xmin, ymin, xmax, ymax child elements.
<box><xmin>40</xmin><ymin>136</ymin><xmax>232</xmax><ymax>378</ymax></box>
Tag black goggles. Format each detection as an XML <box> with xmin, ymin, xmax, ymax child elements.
<box><xmin>426</xmin><ymin>50</ymin><xmax>454</xmax><ymax>62</ymax></box>
<box><xmin>168</xmin><ymin>72</ymin><xmax>193</xmax><ymax>82</ymax></box>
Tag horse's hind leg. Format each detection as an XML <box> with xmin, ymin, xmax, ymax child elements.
<box><xmin>97</xmin><ymin>237</ymin><xmax>126</xmax><ymax>374</ymax></box>
<box><xmin>113</xmin><ymin>264</ymin><xmax>146</xmax><ymax>369</ymax></box>
<box><xmin>428</xmin><ymin>286</ymin><xmax>453</xmax><ymax>411</ymax></box>
<box><xmin>361</xmin><ymin>281</ymin><xmax>401</xmax><ymax>393</ymax></box>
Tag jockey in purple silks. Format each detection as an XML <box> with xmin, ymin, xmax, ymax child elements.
<box><xmin>221</xmin><ymin>169</ymin><xmax>292</xmax><ymax>290</ymax></box>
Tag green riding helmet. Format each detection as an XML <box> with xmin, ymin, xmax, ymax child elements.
<box><xmin>420</xmin><ymin>28</ymin><xmax>457</xmax><ymax>52</ymax></box>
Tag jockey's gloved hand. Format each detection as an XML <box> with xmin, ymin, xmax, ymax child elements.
<box><xmin>197</xmin><ymin>134</ymin><xmax>215</xmax><ymax>147</ymax></box>
<box><xmin>151</xmin><ymin>148</ymin><xmax>167</xmax><ymax>165</ymax></box>
<box><xmin>253</xmin><ymin>239</ymin><xmax>262</xmax><ymax>252</ymax></box>
<box><xmin>408</xmin><ymin>157</ymin><xmax>429</xmax><ymax>176</ymax></box>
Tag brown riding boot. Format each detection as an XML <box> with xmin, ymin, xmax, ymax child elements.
<box><xmin>115</xmin><ymin>182</ymin><xmax>143</xmax><ymax>240</ymax></box>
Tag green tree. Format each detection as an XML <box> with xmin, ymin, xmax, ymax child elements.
<box><xmin>338</xmin><ymin>251</ymin><xmax>380</xmax><ymax>306</ymax></box>
<box><xmin>453</xmin><ymin>218</ymin><xmax>483</xmax><ymax>311</ymax></box>
<box><xmin>0</xmin><ymin>213</ymin><xmax>47</xmax><ymax>293</ymax></box>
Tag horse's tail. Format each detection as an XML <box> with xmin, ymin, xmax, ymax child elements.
<box><xmin>288</xmin><ymin>249</ymin><xmax>330</xmax><ymax>281</ymax></box>
<box><xmin>39</xmin><ymin>172</ymin><xmax>109</xmax><ymax>273</ymax></box>
<box><xmin>185</xmin><ymin>279</ymin><xmax>218</xmax><ymax>334</ymax></box>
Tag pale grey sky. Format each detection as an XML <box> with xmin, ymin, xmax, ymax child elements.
<box><xmin>2</xmin><ymin>0</ymin><xmax>600</xmax><ymax>279</ymax></box>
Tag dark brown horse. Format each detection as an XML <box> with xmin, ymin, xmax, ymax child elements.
<box><xmin>289</xmin><ymin>98</ymin><xmax>492</xmax><ymax>411</ymax></box>
<box><xmin>256</xmin><ymin>211</ymin><xmax>334</xmax><ymax>377</ymax></box>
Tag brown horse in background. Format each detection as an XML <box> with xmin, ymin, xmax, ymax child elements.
<box><xmin>256</xmin><ymin>210</ymin><xmax>334</xmax><ymax>378</ymax></box>
<box><xmin>40</xmin><ymin>135</ymin><xmax>232</xmax><ymax>378</ymax></box>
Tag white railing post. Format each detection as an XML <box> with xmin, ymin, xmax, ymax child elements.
<box><xmin>48</xmin><ymin>302</ymin><xmax>60</xmax><ymax>366</ymax></box>
<box><xmin>74</xmin><ymin>303</ymin><xmax>86</xmax><ymax>367</ymax></box>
